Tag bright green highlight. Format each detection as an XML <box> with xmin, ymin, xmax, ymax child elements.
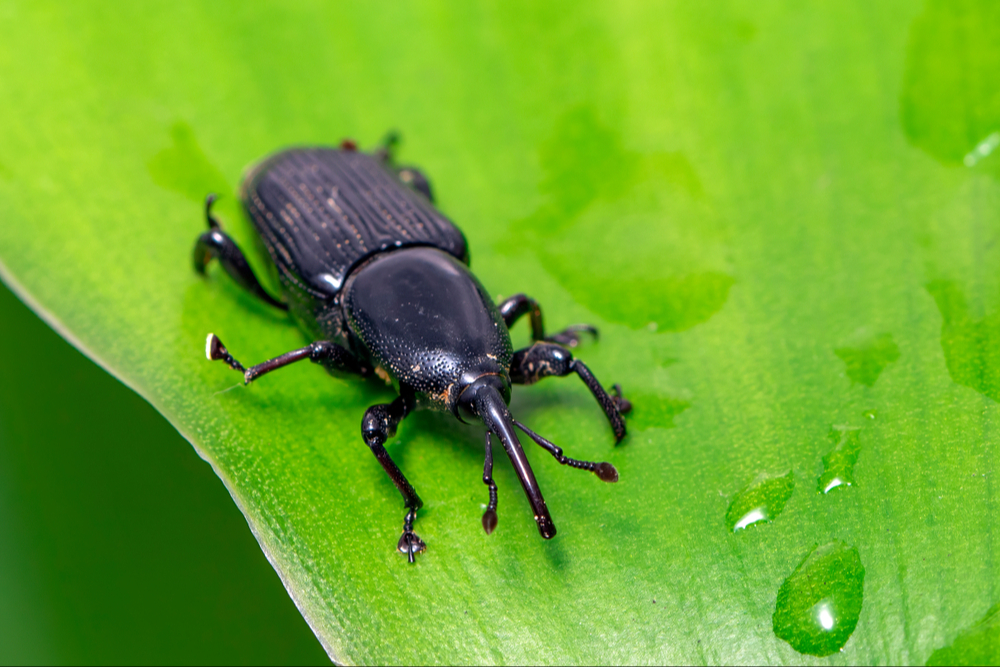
<box><xmin>927</xmin><ymin>603</ymin><xmax>1000</xmax><ymax>666</ymax></box>
<box><xmin>818</xmin><ymin>426</ymin><xmax>863</xmax><ymax>494</ymax></box>
<box><xmin>0</xmin><ymin>0</ymin><xmax>999</xmax><ymax>664</ymax></box>
<box><xmin>725</xmin><ymin>471</ymin><xmax>795</xmax><ymax>532</ymax></box>
<box><xmin>772</xmin><ymin>541</ymin><xmax>865</xmax><ymax>657</ymax></box>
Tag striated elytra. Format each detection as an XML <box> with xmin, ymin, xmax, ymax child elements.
<box><xmin>193</xmin><ymin>135</ymin><xmax>632</xmax><ymax>562</ymax></box>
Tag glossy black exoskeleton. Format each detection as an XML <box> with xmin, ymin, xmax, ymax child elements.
<box><xmin>193</xmin><ymin>135</ymin><xmax>631</xmax><ymax>562</ymax></box>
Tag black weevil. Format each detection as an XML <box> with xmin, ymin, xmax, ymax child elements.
<box><xmin>193</xmin><ymin>135</ymin><xmax>631</xmax><ymax>562</ymax></box>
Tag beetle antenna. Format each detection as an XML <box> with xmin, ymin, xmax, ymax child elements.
<box><xmin>474</xmin><ymin>384</ymin><xmax>555</xmax><ymax>539</ymax></box>
<box><xmin>513</xmin><ymin>420</ymin><xmax>618</xmax><ymax>482</ymax></box>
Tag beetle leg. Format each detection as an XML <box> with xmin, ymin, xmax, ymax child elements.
<box><xmin>194</xmin><ymin>194</ymin><xmax>288</xmax><ymax>311</ymax></box>
<box><xmin>513</xmin><ymin>420</ymin><xmax>618</xmax><ymax>482</ymax></box>
<box><xmin>362</xmin><ymin>396</ymin><xmax>426</xmax><ymax>562</ymax></box>
<box><xmin>372</xmin><ymin>131</ymin><xmax>436</xmax><ymax>202</ymax></box>
<box><xmin>509</xmin><ymin>341</ymin><xmax>630</xmax><ymax>443</ymax></box>
<box><xmin>481</xmin><ymin>431</ymin><xmax>498</xmax><ymax>534</ymax></box>
<box><xmin>204</xmin><ymin>335</ymin><xmax>369</xmax><ymax>384</ymax></box>
<box><xmin>497</xmin><ymin>294</ymin><xmax>597</xmax><ymax>348</ymax></box>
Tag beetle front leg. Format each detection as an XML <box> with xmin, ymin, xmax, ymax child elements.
<box><xmin>497</xmin><ymin>294</ymin><xmax>597</xmax><ymax>348</ymax></box>
<box><xmin>205</xmin><ymin>335</ymin><xmax>370</xmax><ymax>383</ymax></box>
<box><xmin>509</xmin><ymin>342</ymin><xmax>631</xmax><ymax>443</ymax></box>
<box><xmin>361</xmin><ymin>396</ymin><xmax>426</xmax><ymax>562</ymax></box>
<box><xmin>193</xmin><ymin>194</ymin><xmax>287</xmax><ymax>311</ymax></box>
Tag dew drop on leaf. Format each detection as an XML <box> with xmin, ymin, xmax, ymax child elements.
<box><xmin>772</xmin><ymin>541</ymin><xmax>865</xmax><ymax>657</ymax></box>
<box><xmin>725</xmin><ymin>471</ymin><xmax>794</xmax><ymax>532</ymax></box>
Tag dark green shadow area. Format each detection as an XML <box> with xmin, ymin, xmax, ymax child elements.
<box><xmin>625</xmin><ymin>390</ymin><xmax>690</xmax><ymax>430</ymax></box>
<box><xmin>505</xmin><ymin>104</ymin><xmax>731</xmax><ymax>332</ymax></box>
<box><xmin>927</xmin><ymin>602</ymin><xmax>1000</xmax><ymax>666</ymax></box>
<box><xmin>0</xmin><ymin>281</ymin><xmax>329</xmax><ymax>665</ymax></box>
<box><xmin>148</xmin><ymin>121</ymin><xmax>230</xmax><ymax>203</ymax></box>
<box><xmin>927</xmin><ymin>280</ymin><xmax>1000</xmax><ymax>402</ymax></box>
<box><xmin>835</xmin><ymin>330</ymin><xmax>900</xmax><ymax>387</ymax></box>
<box><xmin>901</xmin><ymin>0</ymin><xmax>1000</xmax><ymax>176</ymax></box>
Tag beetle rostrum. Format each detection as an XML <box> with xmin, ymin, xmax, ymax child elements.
<box><xmin>193</xmin><ymin>134</ymin><xmax>632</xmax><ymax>562</ymax></box>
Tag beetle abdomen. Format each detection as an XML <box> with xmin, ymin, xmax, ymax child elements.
<box><xmin>241</xmin><ymin>147</ymin><xmax>468</xmax><ymax>300</ymax></box>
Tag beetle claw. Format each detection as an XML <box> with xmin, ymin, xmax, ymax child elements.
<box><xmin>205</xmin><ymin>333</ymin><xmax>246</xmax><ymax>374</ymax></box>
<box><xmin>397</xmin><ymin>531</ymin><xmax>426</xmax><ymax>562</ymax></box>
<box><xmin>611</xmin><ymin>384</ymin><xmax>632</xmax><ymax>415</ymax></box>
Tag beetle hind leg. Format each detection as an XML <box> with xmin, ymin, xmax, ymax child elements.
<box><xmin>193</xmin><ymin>194</ymin><xmax>287</xmax><ymax>311</ymax></box>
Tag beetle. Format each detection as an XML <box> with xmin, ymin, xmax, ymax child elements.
<box><xmin>193</xmin><ymin>135</ymin><xmax>631</xmax><ymax>562</ymax></box>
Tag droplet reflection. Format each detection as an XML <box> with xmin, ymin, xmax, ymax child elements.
<box><xmin>772</xmin><ymin>541</ymin><xmax>865</xmax><ymax>656</ymax></box>
<box><xmin>726</xmin><ymin>471</ymin><xmax>794</xmax><ymax>532</ymax></box>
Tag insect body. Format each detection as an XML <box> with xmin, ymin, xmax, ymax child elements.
<box><xmin>194</xmin><ymin>137</ymin><xmax>631</xmax><ymax>562</ymax></box>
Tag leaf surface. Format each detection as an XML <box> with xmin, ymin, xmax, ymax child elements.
<box><xmin>1</xmin><ymin>1</ymin><xmax>998</xmax><ymax>663</ymax></box>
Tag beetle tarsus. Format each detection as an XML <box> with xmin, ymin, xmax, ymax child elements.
<box><xmin>205</xmin><ymin>333</ymin><xmax>246</xmax><ymax>374</ymax></box>
<box><xmin>482</xmin><ymin>431</ymin><xmax>499</xmax><ymax>534</ymax></box>
<box><xmin>611</xmin><ymin>384</ymin><xmax>632</xmax><ymax>415</ymax></box>
<box><xmin>546</xmin><ymin>324</ymin><xmax>599</xmax><ymax>348</ymax></box>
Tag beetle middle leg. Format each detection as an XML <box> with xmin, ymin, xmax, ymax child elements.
<box><xmin>497</xmin><ymin>294</ymin><xmax>598</xmax><ymax>348</ymax></box>
<box><xmin>509</xmin><ymin>341</ymin><xmax>631</xmax><ymax>443</ymax></box>
<box><xmin>193</xmin><ymin>194</ymin><xmax>287</xmax><ymax>311</ymax></box>
<box><xmin>361</xmin><ymin>395</ymin><xmax>426</xmax><ymax>562</ymax></box>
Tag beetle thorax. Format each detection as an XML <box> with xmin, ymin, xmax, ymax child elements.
<box><xmin>342</xmin><ymin>247</ymin><xmax>513</xmax><ymax>410</ymax></box>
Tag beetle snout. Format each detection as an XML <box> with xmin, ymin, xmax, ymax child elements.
<box><xmin>455</xmin><ymin>373</ymin><xmax>510</xmax><ymax>423</ymax></box>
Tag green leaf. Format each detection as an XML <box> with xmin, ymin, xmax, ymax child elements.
<box><xmin>1</xmin><ymin>0</ymin><xmax>998</xmax><ymax>663</ymax></box>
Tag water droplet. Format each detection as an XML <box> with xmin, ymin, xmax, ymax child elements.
<box><xmin>964</xmin><ymin>132</ymin><xmax>1000</xmax><ymax>167</ymax></box>
<box><xmin>927</xmin><ymin>602</ymin><xmax>1000</xmax><ymax>666</ymax></box>
<box><xmin>772</xmin><ymin>541</ymin><xmax>865</xmax><ymax>656</ymax></box>
<box><xmin>862</xmin><ymin>409</ymin><xmax>877</xmax><ymax>420</ymax></box>
<box><xmin>725</xmin><ymin>471</ymin><xmax>794</xmax><ymax>532</ymax></box>
<box><xmin>818</xmin><ymin>426</ymin><xmax>862</xmax><ymax>494</ymax></box>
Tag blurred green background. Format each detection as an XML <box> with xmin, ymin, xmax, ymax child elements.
<box><xmin>0</xmin><ymin>280</ymin><xmax>328</xmax><ymax>664</ymax></box>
